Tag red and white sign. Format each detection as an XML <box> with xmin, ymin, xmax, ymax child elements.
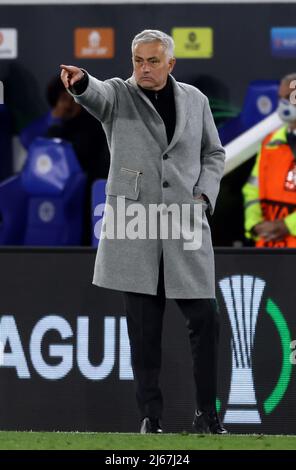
<box><xmin>75</xmin><ymin>28</ymin><xmax>114</xmax><ymax>59</ymax></box>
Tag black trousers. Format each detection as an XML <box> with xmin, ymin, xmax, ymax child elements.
<box><xmin>122</xmin><ymin>254</ymin><xmax>220</xmax><ymax>420</ymax></box>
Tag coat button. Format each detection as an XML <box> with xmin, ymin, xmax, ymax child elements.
<box><xmin>163</xmin><ymin>154</ymin><xmax>169</xmax><ymax>160</ymax></box>
<box><xmin>163</xmin><ymin>181</ymin><xmax>169</xmax><ymax>188</ymax></box>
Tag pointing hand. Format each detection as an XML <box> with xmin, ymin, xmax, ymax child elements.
<box><xmin>60</xmin><ymin>64</ymin><xmax>84</xmax><ymax>89</ymax></box>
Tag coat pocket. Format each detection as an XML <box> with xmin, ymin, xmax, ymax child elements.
<box><xmin>105</xmin><ymin>167</ymin><xmax>143</xmax><ymax>201</ymax></box>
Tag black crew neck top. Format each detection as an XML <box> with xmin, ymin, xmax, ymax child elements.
<box><xmin>138</xmin><ymin>76</ymin><xmax>176</xmax><ymax>145</ymax></box>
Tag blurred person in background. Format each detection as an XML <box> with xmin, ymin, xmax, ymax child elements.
<box><xmin>243</xmin><ymin>73</ymin><xmax>296</xmax><ymax>247</ymax></box>
<box><xmin>60</xmin><ymin>29</ymin><xmax>227</xmax><ymax>435</ymax></box>
<box><xmin>20</xmin><ymin>75</ymin><xmax>110</xmax><ymax>244</ymax></box>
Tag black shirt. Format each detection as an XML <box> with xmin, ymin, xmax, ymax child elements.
<box><xmin>138</xmin><ymin>76</ymin><xmax>176</xmax><ymax>145</ymax></box>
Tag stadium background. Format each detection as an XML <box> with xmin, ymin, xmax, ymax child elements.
<box><xmin>1</xmin><ymin>1</ymin><xmax>296</xmax><ymax>244</ymax></box>
<box><xmin>1</xmin><ymin>1</ymin><xmax>296</xmax><ymax>127</ymax></box>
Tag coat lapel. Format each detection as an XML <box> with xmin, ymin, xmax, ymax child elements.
<box><xmin>126</xmin><ymin>75</ymin><xmax>168</xmax><ymax>152</ymax></box>
<box><xmin>165</xmin><ymin>76</ymin><xmax>189</xmax><ymax>153</ymax></box>
<box><xmin>126</xmin><ymin>74</ymin><xmax>189</xmax><ymax>153</ymax></box>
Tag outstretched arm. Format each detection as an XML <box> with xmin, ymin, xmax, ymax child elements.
<box><xmin>60</xmin><ymin>64</ymin><xmax>116</xmax><ymax>123</ymax></box>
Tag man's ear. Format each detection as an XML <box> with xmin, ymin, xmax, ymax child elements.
<box><xmin>169</xmin><ymin>57</ymin><xmax>176</xmax><ymax>73</ymax></box>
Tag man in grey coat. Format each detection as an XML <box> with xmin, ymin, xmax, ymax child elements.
<box><xmin>61</xmin><ymin>29</ymin><xmax>227</xmax><ymax>434</ymax></box>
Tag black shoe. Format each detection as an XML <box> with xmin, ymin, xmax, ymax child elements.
<box><xmin>140</xmin><ymin>417</ymin><xmax>163</xmax><ymax>434</ymax></box>
<box><xmin>192</xmin><ymin>410</ymin><xmax>228</xmax><ymax>435</ymax></box>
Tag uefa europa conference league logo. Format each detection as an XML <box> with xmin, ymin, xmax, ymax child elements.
<box><xmin>219</xmin><ymin>275</ymin><xmax>294</xmax><ymax>424</ymax></box>
<box><xmin>0</xmin><ymin>274</ymin><xmax>295</xmax><ymax>428</ymax></box>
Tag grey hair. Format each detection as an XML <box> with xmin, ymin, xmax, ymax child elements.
<box><xmin>282</xmin><ymin>73</ymin><xmax>296</xmax><ymax>85</ymax></box>
<box><xmin>131</xmin><ymin>29</ymin><xmax>175</xmax><ymax>58</ymax></box>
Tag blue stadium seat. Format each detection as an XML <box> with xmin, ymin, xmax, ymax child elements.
<box><xmin>0</xmin><ymin>104</ymin><xmax>13</xmax><ymax>181</ymax></box>
<box><xmin>0</xmin><ymin>175</ymin><xmax>28</xmax><ymax>244</ymax></box>
<box><xmin>0</xmin><ymin>137</ymin><xmax>86</xmax><ymax>246</ymax></box>
<box><xmin>91</xmin><ymin>179</ymin><xmax>107</xmax><ymax>247</ymax></box>
<box><xmin>218</xmin><ymin>80</ymin><xmax>279</xmax><ymax>145</ymax></box>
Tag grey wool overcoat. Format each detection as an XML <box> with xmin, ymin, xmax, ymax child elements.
<box><xmin>70</xmin><ymin>73</ymin><xmax>225</xmax><ymax>298</ymax></box>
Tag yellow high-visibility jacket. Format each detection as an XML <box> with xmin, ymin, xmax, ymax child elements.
<box><xmin>242</xmin><ymin>126</ymin><xmax>296</xmax><ymax>243</ymax></box>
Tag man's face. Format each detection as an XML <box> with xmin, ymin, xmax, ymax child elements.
<box><xmin>278</xmin><ymin>80</ymin><xmax>294</xmax><ymax>101</ymax></box>
<box><xmin>132</xmin><ymin>41</ymin><xmax>176</xmax><ymax>91</ymax></box>
<box><xmin>277</xmin><ymin>79</ymin><xmax>296</xmax><ymax>125</ymax></box>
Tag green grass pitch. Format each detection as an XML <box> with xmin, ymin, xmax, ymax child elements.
<box><xmin>0</xmin><ymin>432</ymin><xmax>295</xmax><ymax>450</ymax></box>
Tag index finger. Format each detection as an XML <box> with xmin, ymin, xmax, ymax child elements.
<box><xmin>60</xmin><ymin>64</ymin><xmax>75</xmax><ymax>72</ymax></box>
